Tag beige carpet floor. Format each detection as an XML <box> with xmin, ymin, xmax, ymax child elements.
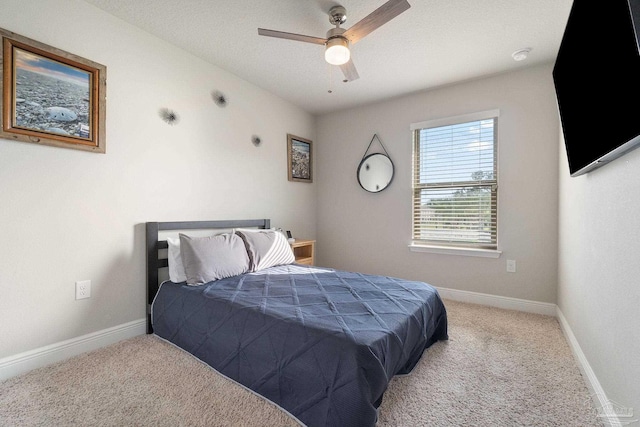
<box><xmin>0</xmin><ymin>300</ymin><xmax>603</xmax><ymax>426</ymax></box>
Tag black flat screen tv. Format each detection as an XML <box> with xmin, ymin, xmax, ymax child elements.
<box><xmin>553</xmin><ymin>0</ymin><xmax>640</xmax><ymax>176</ymax></box>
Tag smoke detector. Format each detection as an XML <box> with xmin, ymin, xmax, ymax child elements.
<box><xmin>512</xmin><ymin>48</ymin><xmax>532</xmax><ymax>61</ymax></box>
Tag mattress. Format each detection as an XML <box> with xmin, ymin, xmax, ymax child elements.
<box><xmin>152</xmin><ymin>263</ymin><xmax>448</xmax><ymax>426</ymax></box>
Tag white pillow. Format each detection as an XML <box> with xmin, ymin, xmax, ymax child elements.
<box><xmin>167</xmin><ymin>237</ymin><xmax>187</xmax><ymax>283</ymax></box>
<box><xmin>233</xmin><ymin>227</ymin><xmax>275</xmax><ymax>233</ymax></box>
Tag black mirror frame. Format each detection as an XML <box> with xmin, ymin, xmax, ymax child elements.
<box><xmin>357</xmin><ymin>153</ymin><xmax>395</xmax><ymax>193</ymax></box>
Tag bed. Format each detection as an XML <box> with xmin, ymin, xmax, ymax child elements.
<box><xmin>146</xmin><ymin>219</ymin><xmax>448</xmax><ymax>427</ymax></box>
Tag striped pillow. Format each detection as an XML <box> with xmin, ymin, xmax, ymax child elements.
<box><xmin>236</xmin><ymin>230</ymin><xmax>295</xmax><ymax>272</ymax></box>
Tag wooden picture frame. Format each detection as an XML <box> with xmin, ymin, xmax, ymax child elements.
<box><xmin>287</xmin><ymin>133</ymin><xmax>312</xmax><ymax>183</ymax></box>
<box><xmin>0</xmin><ymin>28</ymin><xmax>106</xmax><ymax>153</ymax></box>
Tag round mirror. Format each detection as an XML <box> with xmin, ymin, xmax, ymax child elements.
<box><xmin>357</xmin><ymin>153</ymin><xmax>394</xmax><ymax>193</ymax></box>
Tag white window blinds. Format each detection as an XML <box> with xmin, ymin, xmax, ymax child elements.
<box><xmin>411</xmin><ymin>110</ymin><xmax>498</xmax><ymax>249</ymax></box>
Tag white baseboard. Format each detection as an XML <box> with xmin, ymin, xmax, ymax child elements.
<box><xmin>556</xmin><ymin>308</ymin><xmax>624</xmax><ymax>427</ymax></box>
<box><xmin>436</xmin><ymin>286</ymin><xmax>557</xmax><ymax>316</ymax></box>
<box><xmin>0</xmin><ymin>318</ymin><xmax>147</xmax><ymax>382</ymax></box>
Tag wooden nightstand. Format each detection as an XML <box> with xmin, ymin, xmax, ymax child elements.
<box><xmin>290</xmin><ymin>239</ymin><xmax>315</xmax><ymax>265</ymax></box>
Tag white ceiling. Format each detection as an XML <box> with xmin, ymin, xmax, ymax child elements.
<box><xmin>82</xmin><ymin>0</ymin><xmax>573</xmax><ymax>115</ymax></box>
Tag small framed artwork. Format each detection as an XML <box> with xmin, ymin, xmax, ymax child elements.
<box><xmin>287</xmin><ymin>133</ymin><xmax>312</xmax><ymax>183</ymax></box>
<box><xmin>0</xmin><ymin>27</ymin><xmax>106</xmax><ymax>153</ymax></box>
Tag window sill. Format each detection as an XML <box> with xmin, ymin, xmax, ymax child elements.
<box><xmin>408</xmin><ymin>244</ymin><xmax>502</xmax><ymax>258</ymax></box>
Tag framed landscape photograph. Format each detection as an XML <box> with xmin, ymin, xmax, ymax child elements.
<box><xmin>287</xmin><ymin>133</ymin><xmax>312</xmax><ymax>183</ymax></box>
<box><xmin>0</xmin><ymin>28</ymin><xmax>106</xmax><ymax>153</ymax></box>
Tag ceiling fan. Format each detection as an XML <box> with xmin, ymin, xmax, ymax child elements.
<box><xmin>258</xmin><ymin>0</ymin><xmax>411</xmax><ymax>82</ymax></box>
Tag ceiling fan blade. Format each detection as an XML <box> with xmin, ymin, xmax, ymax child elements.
<box><xmin>258</xmin><ymin>28</ymin><xmax>327</xmax><ymax>45</ymax></box>
<box><xmin>339</xmin><ymin>59</ymin><xmax>360</xmax><ymax>82</ymax></box>
<box><xmin>343</xmin><ymin>0</ymin><xmax>411</xmax><ymax>44</ymax></box>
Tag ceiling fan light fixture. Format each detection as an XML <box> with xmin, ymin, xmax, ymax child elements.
<box><xmin>258</xmin><ymin>0</ymin><xmax>412</xmax><ymax>79</ymax></box>
<box><xmin>325</xmin><ymin>37</ymin><xmax>350</xmax><ymax>65</ymax></box>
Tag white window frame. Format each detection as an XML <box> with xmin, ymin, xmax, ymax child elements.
<box><xmin>409</xmin><ymin>110</ymin><xmax>502</xmax><ymax>258</ymax></box>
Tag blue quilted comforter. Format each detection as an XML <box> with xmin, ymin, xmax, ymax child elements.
<box><xmin>152</xmin><ymin>264</ymin><xmax>448</xmax><ymax>426</ymax></box>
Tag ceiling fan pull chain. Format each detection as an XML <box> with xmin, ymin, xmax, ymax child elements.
<box><xmin>328</xmin><ymin>64</ymin><xmax>334</xmax><ymax>94</ymax></box>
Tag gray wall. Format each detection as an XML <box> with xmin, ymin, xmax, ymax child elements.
<box><xmin>316</xmin><ymin>64</ymin><xmax>560</xmax><ymax>303</ymax></box>
<box><xmin>558</xmin><ymin>133</ymin><xmax>640</xmax><ymax>416</ymax></box>
<box><xmin>0</xmin><ymin>0</ymin><xmax>316</xmax><ymax>359</ymax></box>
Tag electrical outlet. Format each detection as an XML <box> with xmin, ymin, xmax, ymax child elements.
<box><xmin>76</xmin><ymin>280</ymin><xmax>91</xmax><ymax>300</ymax></box>
<box><xmin>506</xmin><ymin>260</ymin><xmax>517</xmax><ymax>273</ymax></box>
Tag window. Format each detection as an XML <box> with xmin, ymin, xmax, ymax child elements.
<box><xmin>411</xmin><ymin>110</ymin><xmax>498</xmax><ymax>251</ymax></box>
